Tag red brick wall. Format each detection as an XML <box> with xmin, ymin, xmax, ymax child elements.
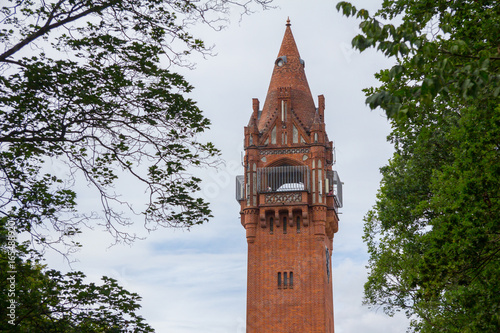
<box><xmin>245</xmin><ymin>208</ymin><xmax>335</xmax><ymax>333</ymax></box>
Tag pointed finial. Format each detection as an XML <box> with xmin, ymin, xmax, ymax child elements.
<box><xmin>286</xmin><ymin>17</ymin><xmax>291</xmax><ymax>27</ymax></box>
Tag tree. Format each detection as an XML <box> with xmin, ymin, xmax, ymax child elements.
<box><xmin>0</xmin><ymin>0</ymin><xmax>273</xmax><ymax>251</ymax></box>
<box><xmin>337</xmin><ymin>1</ymin><xmax>500</xmax><ymax>331</ymax></box>
<box><xmin>0</xmin><ymin>0</ymin><xmax>275</xmax><ymax>330</ymax></box>
<box><xmin>1</xmin><ymin>241</ymin><xmax>155</xmax><ymax>332</ymax></box>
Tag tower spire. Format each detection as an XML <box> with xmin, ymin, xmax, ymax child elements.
<box><xmin>258</xmin><ymin>20</ymin><xmax>316</xmax><ymax>131</ymax></box>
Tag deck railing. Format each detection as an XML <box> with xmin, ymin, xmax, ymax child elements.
<box><xmin>326</xmin><ymin>170</ymin><xmax>343</xmax><ymax>208</ymax></box>
<box><xmin>257</xmin><ymin>166</ymin><xmax>310</xmax><ymax>193</ymax></box>
<box><xmin>236</xmin><ymin>167</ymin><xmax>342</xmax><ymax>210</ymax></box>
<box><xmin>235</xmin><ymin>175</ymin><xmax>245</xmax><ymax>201</ymax></box>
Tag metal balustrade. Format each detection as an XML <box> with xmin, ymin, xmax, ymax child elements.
<box><xmin>257</xmin><ymin>165</ymin><xmax>310</xmax><ymax>193</ymax></box>
<box><xmin>326</xmin><ymin>170</ymin><xmax>343</xmax><ymax>208</ymax></box>
<box><xmin>235</xmin><ymin>175</ymin><xmax>245</xmax><ymax>201</ymax></box>
<box><xmin>235</xmin><ymin>166</ymin><xmax>343</xmax><ymax>211</ymax></box>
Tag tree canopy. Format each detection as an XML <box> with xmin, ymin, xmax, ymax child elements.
<box><xmin>0</xmin><ymin>0</ymin><xmax>272</xmax><ymax>250</ymax></box>
<box><xmin>337</xmin><ymin>1</ymin><xmax>499</xmax><ymax>331</ymax></box>
<box><xmin>0</xmin><ymin>0</ymin><xmax>274</xmax><ymax>330</ymax></box>
<box><xmin>1</xmin><ymin>242</ymin><xmax>155</xmax><ymax>332</ymax></box>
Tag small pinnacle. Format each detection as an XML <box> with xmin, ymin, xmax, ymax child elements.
<box><xmin>286</xmin><ymin>17</ymin><xmax>291</xmax><ymax>26</ymax></box>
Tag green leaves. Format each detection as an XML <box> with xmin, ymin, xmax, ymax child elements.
<box><xmin>0</xmin><ymin>0</ymin><xmax>231</xmax><ymax>248</ymax></box>
<box><xmin>337</xmin><ymin>0</ymin><xmax>500</xmax><ymax>120</ymax></box>
<box><xmin>362</xmin><ymin>98</ymin><xmax>500</xmax><ymax>331</ymax></box>
<box><xmin>0</xmin><ymin>0</ymin><xmax>274</xmax><ymax>331</ymax></box>
<box><xmin>336</xmin><ymin>1</ymin><xmax>358</xmax><ymax>17</ymax></box>
<box><xmin>0</xmin><ymin>244</ymin><xmax>155</xmax><ymax>332</ymax></box>
<box><xmin>338</xmin><ymin>0</ymin><xmax>500</xmax><ymax>331</ymax></box>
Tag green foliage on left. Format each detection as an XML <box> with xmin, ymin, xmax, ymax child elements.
<box><xmin>0</xmin><ymin>241</ymin><xmax>154</xmax><ymax>332</ymax></box>
<box><xmin>0</xmin><ymin>0</ymin><xmax>231</xmax><ymax>249</ymax></box>
<box><xmin>0</xmin><ymin>0</ymin><xmax>275</xmax><ymax>330</ymax></box>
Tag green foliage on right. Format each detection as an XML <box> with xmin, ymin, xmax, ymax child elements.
<box><xmin>337</xmin><ymin>1</ymin><xmax>500</xmax><ymax>331</ymax></box>
<box><xmin>337</xmin><ymin>0</ymin><xmax>499</xmax><ymax>119</ymax></box>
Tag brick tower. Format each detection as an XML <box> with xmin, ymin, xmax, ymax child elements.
<box><xmin>236</xmin><ymin>20</ymin><xmax>343</xmax><ymax>332</ymax></box>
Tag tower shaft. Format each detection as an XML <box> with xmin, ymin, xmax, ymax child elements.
<box><xmin>236</xmin><ymin>20</ymin><xmax>342</xmax><ymax>333</ymax></box>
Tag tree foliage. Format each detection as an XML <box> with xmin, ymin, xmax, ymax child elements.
<box><xmin>0</xmin><ymin>0</ymin><xmax>273</xmax><ymax>250</ymax></box>
<box><xmin>1</xmin><ymin>241</ymin><xmax>155</xmax><ymax>332</ymax></box>
<box><xmin>337</xmin><ymin>1</ymin><xmax>500</xmax><ymax>331</ymax></box>
<box><xmin>337</xmin><ymin>0</ymin><xmax>499</xmax><ymax>118</ymax></box>
<box><xmin>0</xmin><ymin>0</ymin><xmax>274</xmax><ymax>330</ymax></box>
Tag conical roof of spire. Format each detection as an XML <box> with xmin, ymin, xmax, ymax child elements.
<box><xmin>258</xmin><ymin>19</ymin><xmax>317</xmax><ymax>131</ymax></box>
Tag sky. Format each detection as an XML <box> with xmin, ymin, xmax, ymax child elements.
<box><xmin>45</xmin><ymin>0</ymin><xmax>412</xmax><ymax>332</ymax></box>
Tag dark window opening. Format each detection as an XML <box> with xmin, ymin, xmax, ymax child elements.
<box><xmin>296</xmin><ymin>216</ymin><xmax>301</xmax><ymax>233</ymax></box>
<box><xmin>278</xmin><ymin>271</ymin><xmax>294</xmax><ymax>290</ymax></box>
<box><xmin>270</xmin><ymin>217</ymin><xmax>274</xmax><ymax>234</ymax></box>
<box><xmin>283</xmin><ymin>217</ymin><xmax>287</xmax><ymax>234</ymax></box>
<box><xmin>326</xmin><ymin>247</ymin><xmax>331</xmax><ymax>282</ymax></box>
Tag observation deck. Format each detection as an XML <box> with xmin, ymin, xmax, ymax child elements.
<box><xmin>236</xmin><ymin>165</ymin><xmax>342</xmax><ymax>212</ymax></box>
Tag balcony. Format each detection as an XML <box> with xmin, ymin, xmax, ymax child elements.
<box><xmin>257</xmin><ymin>165</ymin><xmax>310</xmax><ymax>193</ymax></box>
<box><xmin>235</xmin><ymin>166</ymin><xmax>343</xmax><ymax>210</ymax></box>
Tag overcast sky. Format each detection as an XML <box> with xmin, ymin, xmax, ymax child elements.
<box><xmin>45</xmin><ymin>1</ymin><xmax>412</xmax><ymax>332</ymax></box>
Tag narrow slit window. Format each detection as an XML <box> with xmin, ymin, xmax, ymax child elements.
<box><xmin>326</xmin><ymin>247</ymin><xmax>331</xmax><ymax>282</ymax></box>
<box><xmin>270</xmin><ymin>217</ymin><xmax>274</xmax><ymax>234</ymax></box>
<box><xmin>271</xmin><ymin>126</ymin><xmax>277</xmax><ymax>144</ymax></box>
<box><xmin>284</xmin><ymin>272</ymin><xmax>288</xmax><ymax>289</ymax></box>
<box><xmin>296</xmin><ymin>216</ymin><xmax>301</xmax><ymax>233</ymax></box>
<box><xmin>278</xmin><ymin>272</ymin><xmax>282</xmax><ymax>289</ymax></box>
<box><xmin>289</xmin><ymin>272</ymin><xmax>294</xmax><ymax>289</ymax></box>
<box><xmin>283</xmin><ymin>217</ymin><xmax>287</xmax><ymax>234</ymax></box>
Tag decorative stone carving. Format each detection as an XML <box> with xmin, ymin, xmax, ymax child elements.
<box><xmin>265</xmin><ymin>192</ymin><xmax>302</xmax><ymax>204</ymax></box>
<box><xmin>260</xmin><ymin>148</ymin><xmax>309</xmax><ymax>155</ymax></box>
